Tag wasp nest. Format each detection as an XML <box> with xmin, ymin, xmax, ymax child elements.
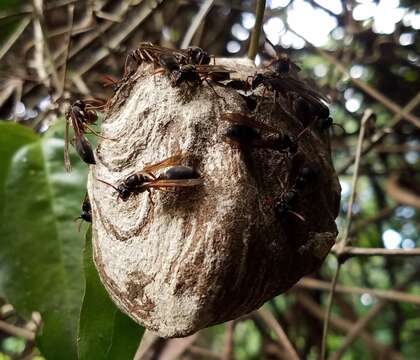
<box><xmin>88</xmin><ymin>54</ymin><xmax>340</xmax><ymax>338</ymax></box>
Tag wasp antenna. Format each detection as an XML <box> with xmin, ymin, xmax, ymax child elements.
<box><xmin>96</xmin><ymin>178</ymin><xmax>119</xmax><ymax>192</ymax></box>
<box><xmin>264</xmin><ymin>35</ymin><xmax>277</xmax><ymax>50</ymax></box>
<box><xmin>332</xmin><ymin>123</ymin><xmax>346</xmax><ymax>132</ymax></box>
<box><xmin>297</xmin><ymin>126</ymin><xmax>310</xmax><ymax>139</ymax></box>
<box><xmin>289</xmin><ymin>210</ymin><xmax>306</xmax><ymax>222</ymax></box>
<box><xmin>77</xmin><ymin>219</ymin><xmax>83</xmax><ymax>233</ymax></box>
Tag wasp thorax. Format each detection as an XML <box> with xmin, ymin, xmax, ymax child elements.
<box><xmin>272</xmin><ymin>58</ymin><xmax>290</xmax><ymax>74</ymax></box>
<box><xmin>188</xmin><ymin>46</ymin><xmax>210</xmax><ymax>65</ymax></box>
<box><xmin>73</xmin><ymin>99</ymin><xmax>85</xmax><ymax>109</ymax></box>
<box><xmin>124</xmin><ymin>174</ymin><xmax>141</xmax><ymax>187</ymax></box>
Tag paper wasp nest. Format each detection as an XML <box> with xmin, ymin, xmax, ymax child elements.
<box><xmin>88</xmin><ymin>58</ymin><xmax>340</xmax><ymax>338</ymax></box>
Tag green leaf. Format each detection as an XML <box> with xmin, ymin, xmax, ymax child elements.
<box><xmin>0</xmin><ymin>1</ymin><xmax>26</xmax><ymax>46</ymax></box>
<box><xmin>0</xmin><ymin>121</ymin><xmax>88</xmax><ymax>360</ymax></box>
<box><xmin>0</xmin><ymin>122</ymin><xmax>37</xmax><ymax>214</ymax></box>
<box><xmin>78</xmin><ymin>227</ymin><xmax>144</xmax><ymax>360</ymax></box>
<box><xmin>106</xmin><ymin>311</ymin><xmax>145</xmax><ymax>359</ymax></box>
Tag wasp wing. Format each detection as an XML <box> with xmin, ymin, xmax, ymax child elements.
<box><xmin>193</xmin><ymin>65</ymin><xmax>233</xmax><ymax>73</ymax></box>
<box><xmin>138</xmin><ymin>43</ymin><xmax>189</xmax><ymax>63</ymax></box>
<box><xmin>222</xmin><ymin>112</ymin><xmax>278</xmax><ymax>133</ymax></box>
<box><xmin>142</xmin><ymin>151</ymin><xmax>185</xmax><ymax>174</ymax></box>
<box><xmin>64</xmin><ymin>116</ymin><xmax>71</xmax><ymax>172</ymax></box>
<box><xmin>144</xmin><ymin>179</ymin><xmax>203</xmax><ymax>189</ymax></box>
<box><xmin>75</xmin><ymin>135</ymin><xmax>96</xmax><ymax>165</ymax></box>
<box><xmin>263</xmin><ymin>37</ymin><xmax>279</xmax><ymax>59</ymax></box>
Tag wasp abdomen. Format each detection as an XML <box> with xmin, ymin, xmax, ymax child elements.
<box><xmin>159</xmin><ymin>166</ymin><xmax>199</xmax><ymax>180</ymax></box>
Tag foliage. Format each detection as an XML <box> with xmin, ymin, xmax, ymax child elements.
<box><xmin>78</xmin><ymin>227</ymin><xmax>144</xmax><ymax>360</ymax></box>
<box><xmin>0</xmin><ymin>122</ymin><xmax>143</xmax><ymax>359</ymax></box>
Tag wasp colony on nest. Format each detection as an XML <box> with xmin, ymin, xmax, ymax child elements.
<box><xmin>65</xmin><ymin>41</ymin><xmax>341</xmax><ymax>338</ymax></box>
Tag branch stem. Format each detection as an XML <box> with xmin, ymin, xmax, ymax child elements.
<box><xmin>247</xmin><ymin>0</ymin><xmax>266</xmax><ymax>60</ymax></box>
<box><xmin>321</xmin><ymin>109</ymin><xmax>373</xmax><ymax>359</ymax></box>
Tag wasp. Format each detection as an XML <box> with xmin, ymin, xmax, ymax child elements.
<box><xmin>124</xmin><ymin>43</ymin><xmax>213</xmax><ymax>78</ymax></box>
<box><xmin>97</xmin><ymin>152</ymin><xmax>203</xmax><ymax>202</ymax></box>
<box><xmin>226</xmin><ymin>79</ymin><xmax>252</xmax><ymax>92</ymax></box>
<box><xmin>123</xmin><ymin>42</ymin><xmax>174</xmax><ymax>77</ymax></box>
<box><xmin>294</xmin><ymin>165</ymin><xmax>318</xmax><ymax>190</ymax></box>
<box><xmin>252</xmin><ymin>71</ymin><xmax>330</xmax><ymax>127</ymax></box>
<box><xmin>124</xmin><ymin>42</ymin><xmax>163</xmax><ymax>76</ymax></box>
<box><xmin>169</xmin><ymin>64</ymin><xmax>232</xmax><ymax>100</ymax></box>
<box><xmin>101</xmin><ymin>74</ymin><xmax>122</xmax><ymax>92</ymax></box>
<box><xmin>316</xmin><ymin>116</ymin><xmax>345</xmax><ymax>135</ymax></box>
<box><xmin>274</xmin><ymin>189</ymin><xmax>304</xmax><ymax>221</ymax></box>
<box><xmin>252</xmin><ymin>73</ymin><xmax>327</xmax><ymax>104</ymax></box>
<box><xmin>80</xmin><ymin>193</ymin><xmax>92</xmax><ymax>223</ymax></box>
<box><xmin>272</xmin><ymin>172</ymin><xmax>309</xmax><ymax>222</ymax></box>
<box><xmin>290</xmin><ymin>93</ymin><xmax>345</xmax><ymax>138</ymax></box>
<box><xmin>291</xmin><ymin>94</ymin><xmax>329</xmax><ymax>122</ymax></box>
<box><xmin>185</xmin><ymin>46</ymin><xmax>211</xmax><ymax>65</ymax></box>
<box><xmin>222</xmin><ymin>112</ymin><xmax>298</xmax><ymax>185</ymax></box>
<box><xmin>159</xmin><ymin>53</ymin><xmax>181</xmax><ymax>73</ymax></box>
<box><xmin>75</xmin><ymin>193</ymin><xmax>92</xmax><ymax>231</ymax></box>
<box><xmin>263</xmin><ymin>37</ymin><xmax>301</xmax><ymax>76</ymax></box>
<box><xmin>171</xmin><ymin>64</ymin><xmax>232</xmax><ymax>87</ymax></box>
<box><xmin>240</xmin><ymin>94</ymin><xmax>258</xmax><ymax>111</ymax></box>
<box><xmin>64</xmin><ymin>99</ymin><xmax>110</xmax><ymax>171</ymax></box>
<box><xmin>222</xmin><ymin>112</ymin><xmax>298</xmax><ymax>157</ymax></box>
<box><xmin>273</xmin><ymin>158</ymin><xmax>318</xmax><ymax>222</ymax></box>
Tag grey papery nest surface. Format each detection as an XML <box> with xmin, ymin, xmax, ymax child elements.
<box><xmin>88</xmin><ymin>58</ymin><xmax>341</xmax><ymax>337</ymax></box>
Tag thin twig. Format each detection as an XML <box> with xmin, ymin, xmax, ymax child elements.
<box><xmin>158</xmin><ymin>334</ymin><xmax>198</xmax><ymax>360</ymax></box>
<box><xmin>338</xmin><ymin>93</ymin><xmax>420</xmax><ymax>174</ymax></box>
<box><xmin>189</xmin><ymin>345</ymin><xmax>221</xmax><ymax>359</ymax></box>
<box><xmin>320</xmin><ymin>52</ymin><xmax>420</xmax><ymax>129</ymax></box>
<box><xmin>332</xmin><ymin>246</ymin><xmax>420</xmax><ymax>258</ymax></box>
<box><xmin>288</xmin><ymin>27</ymin><xmax>420</xmax><ymax>128</ymax></box>
<box><xmin>329</xmin><ymin>271</ymin><xmax>418</xmax><ymax>360</ymax></box>
<box><xmin>22</xmin><ymin>1</ymin><xmax>131</xmax><ymax>100</ymax></box>
<box><xmin>0</xmin><ymin>320</ymin><xmax>35</xmax><ymax>341</ymax></box>
<box><xmin>296</xmin><ymin>293</ymin><xmax>402</xmax><ymax>359</ymax></box>
<box><xmin>247</xmin><ymin>0</ymin><xmax>266</xmax><ymax>60</ymax></box>
<box><xmin>0</xmin><ymin>0</ymin><xmax>77</xmax><ymax>21</ymax></box>
<box><xmin>338</xmin><ymin>109</ymin><xmax>374</xmax><ymax>251</ymax></box>
<box><xmin>32</xmin><ymin>0</ymin><xmax>48</xmax><ymax>84</ymax></box>
<box><xmin>0</xmin><ymin>16</ymin><xmax>31</xmax><ymax>61</ymax></box>
<box><xmin>257</xmin><ymin>308</ymin><xmax>300</xmax><ymax>360</ymax></box>
<box><xmin>386</xmin><ymin>173</ymin><xmax>420</xmax><ymax>210</ymax></box>
<box><xmin>56</xmin><ymin>3</ymin><xmax>74</xmax><ymax>100</ymax></box>
<box><xmin>349</xmin><ymin>206</ymin><xmax>397</xmax><ymax>236</ymax></box>
<box><xmin>68</xmin><ymin>2</ymin><xmax>131</xmax><ymax>59</ymax></box>
<box><xmin>321</xmin><ymin>109</ymin><xmax>373</xmax><ymax>359</ymax></box>
<box><xmin>70</xmin><ymin>73</ymin><xmax>90</xmax><ymax>95</ymax></box>
<box><xmin>94</xmin><ymin>10</ymin><xmax>123</xmax><ymax>23</ymax></box>
<box><xmin>180</xmin><ymin>0</ymin><xmax>215</xmax><ymax>49</ymax></box>
<box><xmin>306</xmin><ymin>0</ymin><xmax>339</xmax><ymax>18</ymax></box>
<box><xmin>330</xmin><ymin>301</ymin><xmax>386</xmax><ymax>360</ymax></box>
<box><xmin>221</xmin><ymin>321</ymin><xmax>235</xmax><ymax>360</ymax></box>
<box><xmin>295</xmin><ymin>278</ymin><xmax>420</xmax><ymax>305</ymax></box>
<box><xmin>374</xmin><ymin>144</ymin><xmax>420</xmax><ymax>153</ymax></box>
<box><xmin>0</xmin><ymin>80</ymin><xmax>19</xmax><ymax>110</ymax></box>
<box><xmin>32</xmin><ymin>0</ymin><xmax>61</xmax><ymax>92</ymax></box>
<box><xmin>76</xmin><ymin>0</ymin><xmax>166</xmax><ymax>76</ymax></box>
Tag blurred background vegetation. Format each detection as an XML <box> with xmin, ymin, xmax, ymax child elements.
<box><xmin>0</xmin><ymin>0</ymin><xmax>419</xmax><ymax>359</ymax></box>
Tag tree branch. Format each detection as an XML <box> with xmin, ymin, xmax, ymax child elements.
<box><xmin>295</xmin><ymin>278</ymin><xmax>420</xmax><ymax>305</ymax></box>
<box><xmin>257</xmin><ymin>308</ymin><xmax>300</xmax><ymax>360</ymax></box>
<box><xmin>247</xmin><ymin>0</ymin><xmax>266</xmax><ymax>60</ymax></box>
<box><xmin>321</xmin><ymin>109</ymin><xmax>373</xmax><ymax>359</ymax></box>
